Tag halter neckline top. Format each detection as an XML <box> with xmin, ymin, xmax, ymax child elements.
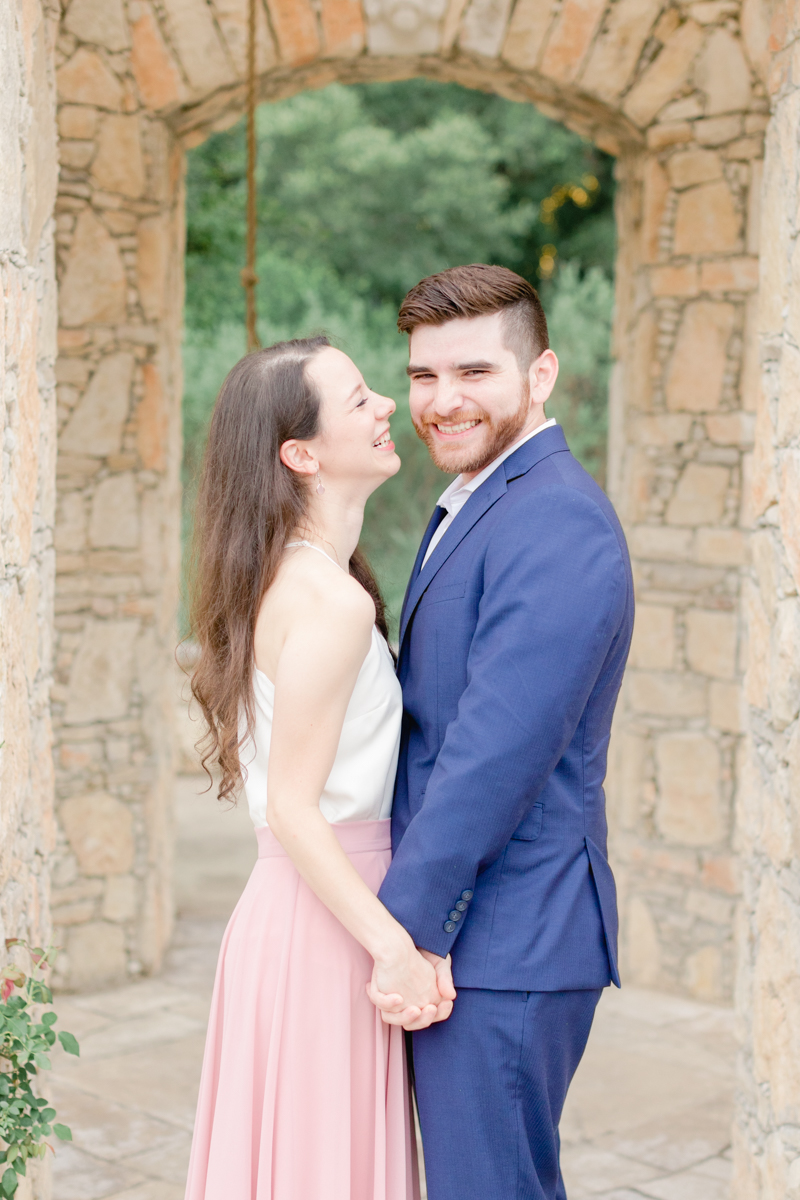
<box><xmin>241</xmin><ymin>543</ymin><xmax>402</xmax><ymax>829</ymax></box>
<box><xmin>285</xmin><ymin>539</ymin><xmax>341</xmax><ymax>567</ymax></box>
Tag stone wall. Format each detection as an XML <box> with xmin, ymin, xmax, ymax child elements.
<box><xmin>0</xmin><ymin>0</ymin><xmax>791</xmax><ymax>1192</ymax></box>
<box><xmin>734</xmin><ymin>0</ymin><xmax>800</xmax><ymax>1191</ymax></box>
<box><xmin>43</xmin><ymin>0</ymin><xmax>789</xmax><ymax>1093</ymax></box>
<box><xmin>51</xmin><ymin>1</ymin><xmax>185</xmax><ymax>990</ymax></box>
<box><xmin>0</xmin><ymin>0</ymin><xmax>59</xmax><ymax>976</ymax></box>
<box><xmin>606</xmin><ymin>22</ymin><xmax>767</xmax><ymax>1001</ymax></box>
<box><xmin>2</xmin><ymin>0</ymin><xmax>799</xmax><ymax>1192</ymax></box>
<box><xmin>52</xmin><ymin>0</ymin><xmax>767</xmax><ymax>1000</ymax></box>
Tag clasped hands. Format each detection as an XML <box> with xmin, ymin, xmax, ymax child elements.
<box><xmin>367</xmin><ymin>946</ymin><xmax>456</xmax><ymax>1031</ymax></box>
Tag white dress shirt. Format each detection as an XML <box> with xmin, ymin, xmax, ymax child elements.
<box><xmin>421</xmin><ymin>419</ymin><xmax>557</xmax><ymax>568</ymax></box>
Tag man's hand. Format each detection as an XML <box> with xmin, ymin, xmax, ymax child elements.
<box><xmin>367</xmin><ymin>950</ymin><xmax>456</xmax><ymax>1030</ymax></box>
<box><xmin>419</xmin><ymin>950</ymin><xmax>456</xmax><ymax>1000</ymax></box>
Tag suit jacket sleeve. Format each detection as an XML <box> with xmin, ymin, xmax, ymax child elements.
<box><xmin>378</xmin><ymin>484</ymin><xmax>628</xmax><ymax>956</ymax></box>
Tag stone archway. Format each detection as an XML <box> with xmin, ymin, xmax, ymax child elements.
<box><xmin>48</xmin><ymin>0</ymin><xmax>792</xmax><ymax>1192</ymax></box>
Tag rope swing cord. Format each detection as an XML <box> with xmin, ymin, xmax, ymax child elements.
<box><xmin>241</xmin><ymin>0</ymin><xmax>260</xmax><ymax>352</ymax></box>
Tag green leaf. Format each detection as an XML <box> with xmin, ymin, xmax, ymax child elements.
<box><xmin>1</xmin><ymin>1167</ymin><xmax>16</xmax><ymax>1196</ymax></box>
<box><xmin>32</xmin><ymin>1054</ymin><xmax>51</xmax><ymax>1071</ymax></box>
<box><xmin>53</xmin><ymin>1124</ymin><xmax>72</xmax><ymax>1142</ymax></box>
<box><xmin>28</xmin><ymin>982</ymin><xmax>51</xmax><ymax>1005</ymax></box>
<box><xmin>39</xmin><ymin>1109</ymin><xmax>55</xmax><ymax>1123</ymax></box>
<box><xmin>57</xmin><ymin>1031</ymin><xmax>79</xmax><ymax>1057</ymax></box>
<box><xmin>40</xmin><ymin>1013</ymin><xmax>56</xmax><ymax>1028</ymax></box>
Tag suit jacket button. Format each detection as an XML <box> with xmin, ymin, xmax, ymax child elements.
<box><xmin>444</xmin><ymin>921</ymin><xmax>456</xmax><ymax>933</ymax></box>
<box><xmin>455</xmin><ymin>900</ymin><xmax>468</xmax><ymax>912</ymax></box>
<box><xmin>461</xmin><ymin>890</ymin><xmax>473</xmax><ymax>901</ymax></box>
<box><xmin>448</xmin><ymin>910</ymin><xmax>461</xmax><ymax>922</ymax></box>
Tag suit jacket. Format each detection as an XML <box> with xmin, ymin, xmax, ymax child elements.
<box><xmin>377</xmin><ymin>425</ymin><xmax>634</xmax><ymax>991</ymax></box>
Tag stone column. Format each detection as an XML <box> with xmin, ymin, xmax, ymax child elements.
<box><xmin>1</xmin><ymin>0</ymin><xmax>59</xmax><ymax>961</ymax></box>
<box><xmin>599</xmin><ymin>19</ymin><xmax>764</xmax><ymax>1004</ymax></box>
<box><xmin>52</xmin><ymin>14</ymin><xmax>185</xmax><ymax>989</ymax></box>
<box><xmin>49</xmin><ymin>0</ymin><xmax>285</xmax><ymax>992</ymax></box>
<box><xmin>734</xmin><ymin>0</ymin><xmax>800</xmax><ymax>1192</ymax></box>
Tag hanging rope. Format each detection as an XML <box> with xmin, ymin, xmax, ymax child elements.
<box><xmin>241</xmin><ymin>0</ymin><xmax>260</xmax><ymax>352</ymax></box>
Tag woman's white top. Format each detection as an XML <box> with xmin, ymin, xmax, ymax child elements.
<box><xmin>242</xmin><ymin>542</ymin><xmax>402</xmax><ymax>829</ymax></box>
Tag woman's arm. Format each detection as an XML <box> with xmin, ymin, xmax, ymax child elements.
<box><xmin>262</xmin><ymin>569</ymin><xmax>443</xmax><ymax>1016</ymax></box>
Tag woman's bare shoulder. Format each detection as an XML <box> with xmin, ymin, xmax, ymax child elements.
<box><xmin>261</xmin><ymin>549</ymin><xmax>375</xmax><ymax>641</ymax></box>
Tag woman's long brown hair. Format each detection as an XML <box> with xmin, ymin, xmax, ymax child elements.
<box><xmin>187</xmin><ymin>336</ymin><xmax>390</xmax><ymax>802</ymax></box>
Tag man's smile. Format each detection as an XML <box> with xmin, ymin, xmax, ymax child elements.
<box><xmin>432</xmin><ymin>419</ymin><xmax>483</xmax><ymax>438</ymax></box>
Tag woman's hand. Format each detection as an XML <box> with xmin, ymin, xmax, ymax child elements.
<box><xmin>367</xmin><ymin>946</ymin><xmax>456</xmax><ymax>1029</ymax></box>
<box><xmin>369</xmin><ymin>934</ymin><xmax>439</xmax><ymax>1013</ymax></box>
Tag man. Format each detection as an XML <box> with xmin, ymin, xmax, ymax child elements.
<box><xmin>375</xmin><ymin>264</ymin><xmax>634</xmax><ymax>1199</ymax></box>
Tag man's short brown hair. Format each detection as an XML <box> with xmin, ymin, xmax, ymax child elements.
<box><xmin>397</xmin><ymin>263</ymin><xmax>549</xmax><ymax>371</ymax></box>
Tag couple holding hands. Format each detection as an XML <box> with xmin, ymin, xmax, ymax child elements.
<box><xmin>184</xmin><ymin>264</ymin><xmax>633</xmax><ymax>1200</ymax></box>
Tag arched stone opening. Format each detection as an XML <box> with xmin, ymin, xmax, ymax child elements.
<box><xmin>53</xmin><ymin>0</ymin><xmax>758</xmax><ymax>989</ymax></box>
<box><xmin>48</xmin><ymin>0</ymin><xmax>783</xmax><ymax>1190</ymax></box>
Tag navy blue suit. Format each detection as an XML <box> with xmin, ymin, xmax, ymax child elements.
<box><xmin>378</xmin><ymin>425</ymin><xmax>634</xmax><ymax>1199</ymax></box>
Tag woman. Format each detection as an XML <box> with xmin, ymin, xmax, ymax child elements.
<box><xmin>183</xmin><ymin>336</ymin><xmax>452</xmax><ymax>1200</ymax></box>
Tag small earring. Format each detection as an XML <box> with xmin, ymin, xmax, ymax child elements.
<box><xmin>315</xmin><ymin>471</ymin><xmax>325</xmax><ymax>496</ymax></box>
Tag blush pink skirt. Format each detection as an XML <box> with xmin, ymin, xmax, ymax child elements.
<box><xmin>184</xmin><ymin>818</ymin><xmax>420</xmax><ymax>1200</ymax></box>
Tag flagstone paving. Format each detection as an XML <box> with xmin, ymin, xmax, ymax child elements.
<box><xmin>49</xmin><ymin>777</ymin><xmax>734</xmax><ymax>1200</ymax></box>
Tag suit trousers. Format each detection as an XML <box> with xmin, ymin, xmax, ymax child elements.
<box><xmin>412</xmin><ymin>986</ymin><xmax>603</xmax><ymax>1200</ymax></box>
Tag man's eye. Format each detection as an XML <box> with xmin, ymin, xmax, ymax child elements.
<box><xmin>356</xmin><ymin>396</ymin><xmax>368</xmax><ymax>407</ymax></box>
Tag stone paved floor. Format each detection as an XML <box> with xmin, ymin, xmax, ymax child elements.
<box><xmin>48</xmin><ymin>778</ymin><xmax>735</xmax><ymax>1199</ymax></box>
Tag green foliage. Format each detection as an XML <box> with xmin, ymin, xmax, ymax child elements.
<box><xmin>185</xmin><ymin>81</ymin><xmax>614</xmax><ymax>325</ymax></box>
<box><xmin>0</xmin><ymin>942</ymin><xmax>79</xmax><ymax>1196</ymax></box>
<box><xmin>350</xmin><ymin>79</ymin><xmax>616</xmax><ymax>284</ymax></box>
<box><xmin>545</xmin><ymin>263</ymin><xmax>614</xmax><ymax>486</ymax></box>
<box><xmin>183</xmin><ymin>79</ymin><xmax>617</xmax><ymax>633</ymax></box>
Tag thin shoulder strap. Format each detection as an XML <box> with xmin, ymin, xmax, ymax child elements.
<box><xmin>285</xmin><ymin>540</ymin><xmax>343</xmax><ymax>570</ymax></box>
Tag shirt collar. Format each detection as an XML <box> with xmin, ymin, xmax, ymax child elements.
<box><xmin>435</xmin><ymin>419</ymin><xmax>558</xmax><ymax>514</ymax></box>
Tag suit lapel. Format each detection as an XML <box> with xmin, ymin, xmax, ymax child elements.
<box><xmin>398</xmin><ymin>506</ymin><xmax>446</xmax><ymax>636</ymax></box>
<box><xmin>398</xmin><ymin>425</ymin><xmax>571</xmax><ymax>652</ymax></box>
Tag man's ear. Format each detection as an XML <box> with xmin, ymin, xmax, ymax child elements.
<box><xmin>280</xmin><ymin>439</ymin><xmax>317</xmax><ymax>477</ymax></box>
<box><xmin>529</xmin><ymin>349</ymin><xmax>559</xmax><ymax>407</ymax></box>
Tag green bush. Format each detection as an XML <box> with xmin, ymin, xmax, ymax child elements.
<box><xmin>0</xmin><ymin>943</ymin><xmax>79</xmax><ymax>1197</ymax></box>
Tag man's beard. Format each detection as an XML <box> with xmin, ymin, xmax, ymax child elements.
<box><xmin>413</xmin><ymin>382</ymin><xmax>531</xmax><ymax>475</ymax></box>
